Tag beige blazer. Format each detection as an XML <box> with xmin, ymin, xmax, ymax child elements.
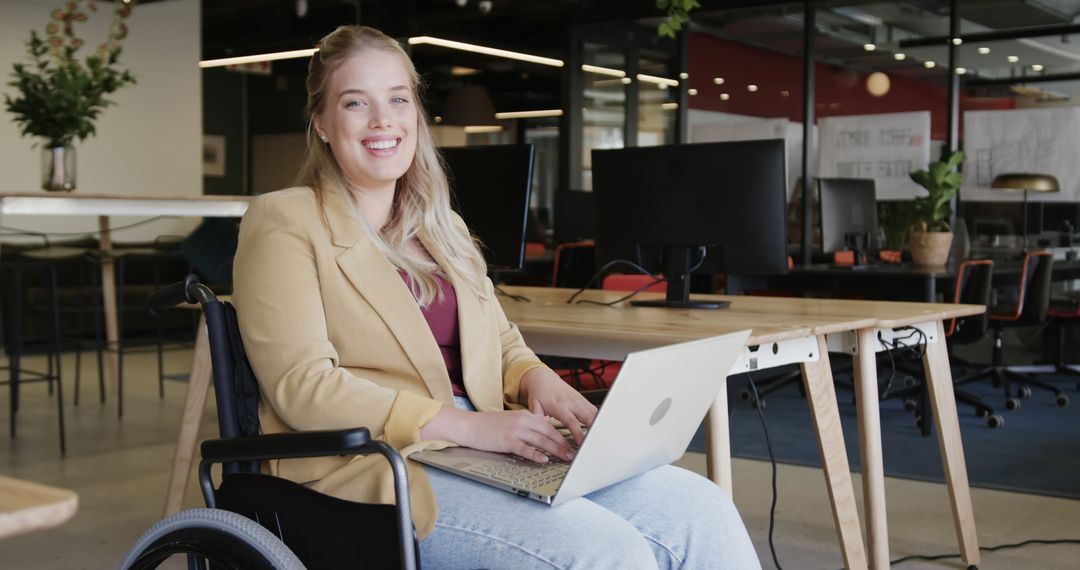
<box><xmin>232</xmin><ymin>186</ymin><xmax>545</xmax><ymax>538</ymax></box>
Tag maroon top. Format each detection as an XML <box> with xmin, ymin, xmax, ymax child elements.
<box><xmin>399</xmin><ymin>271</ymin><xmax>465</xmax><ymax>397</ymax></box>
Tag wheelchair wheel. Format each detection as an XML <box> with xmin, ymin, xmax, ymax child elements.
<box><xmin>121</xmin><ymin>508</ymin><xmax>305</xmax><ymax>570</ymax></box>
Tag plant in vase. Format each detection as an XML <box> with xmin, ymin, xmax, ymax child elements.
<box><xmin>4</xmin><ymin>0</ymin><xmax>136</xmax><ymax>191</ymax></box>
<box><xmin>908</xmin><ymin>150</ymin><xmax>966</xmax><ymax>267</ymax></box>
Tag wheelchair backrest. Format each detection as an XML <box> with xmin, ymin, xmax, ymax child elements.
<box><xmin>203</xmin><ymin>299</ymin><xmax>262</xmax><ymax>473</ymax></box>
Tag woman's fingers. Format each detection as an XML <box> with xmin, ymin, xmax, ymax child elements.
<box><xmin>516</xmin><ymin>413</ymin><xmax>575</xmax><ymax>462</ymax></box>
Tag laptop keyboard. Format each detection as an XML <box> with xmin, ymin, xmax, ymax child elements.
<box><xmin>467</xmin><ymin>456</ymin><xmax>570</xmax><ymax>489</ymax></box>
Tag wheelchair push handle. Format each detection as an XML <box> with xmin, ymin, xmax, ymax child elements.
<box><xmin>147</xmin><ymin>274</ymin><xmax>218</xmax><ymax>316</ymax></box>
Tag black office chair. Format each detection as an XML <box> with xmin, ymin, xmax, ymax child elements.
<box><xmin>122</xmin><ymin>275</ymin><xmax>419</xmax><ymax>569</ymax></box>
<box><xmin>942</xmin><ymin>260</ymin><xmax>1004</xmax><ymax>427</ymax></box>
<box><xmin>954</xmin><ymin>251</ymin><xmax>1065</xmax><ymax>411</ymax></box>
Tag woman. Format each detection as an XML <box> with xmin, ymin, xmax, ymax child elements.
<box><xmin>233</xmin><ymin>25</ymin><xmax>760</xmax><ymax>569</ymax></box>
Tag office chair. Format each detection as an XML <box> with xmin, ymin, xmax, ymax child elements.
<box><xmin>551</xmin><ymin>240</ymin><xmax>596</xmax><ymax>289</ymax></box>
<box><xmin>1022</xmin><ymin>291</ymin><xmax>1080</xmax><ymax>395</ymax></box>
<box><xmin>122</xmin><ymin>275</ymin><xmax>418</xmax><ymax>569</ymax></box>
<box><xmin>954</xmin><ymin>250</ymin><xmax>1065</xmax><ymax>411</ymax></box>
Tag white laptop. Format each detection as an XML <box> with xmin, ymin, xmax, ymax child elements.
<box><xmin>412</xmin><ymin>330</ymin><xmax>751</xmax><ymax>507</ymax></box>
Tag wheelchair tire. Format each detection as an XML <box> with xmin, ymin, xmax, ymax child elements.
<box><xmin>120</xmin><ymin>508</ymin><xmax>305</xmax><ymax>570</ymax></box>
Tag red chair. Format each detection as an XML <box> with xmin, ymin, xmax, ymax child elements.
<box><xmin>601</xmin><ymin>274</ymin><xmax>667</xmax><ymax>294</ymax></box>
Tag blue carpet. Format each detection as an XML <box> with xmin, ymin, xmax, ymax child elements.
<box><xmin>689</xmin><ymin>369</ymin><xmax>1080</xmax><ymax>499</ymax></box>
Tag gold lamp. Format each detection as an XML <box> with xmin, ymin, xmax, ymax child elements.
<box><xmin>991</xmin><ymin>173</ymin><xmax>1060</xmax><ymax>250</ymax></box>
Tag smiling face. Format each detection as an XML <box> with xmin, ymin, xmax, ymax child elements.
<box><xmin>314</xmin><ymin>48</ymin><xmax>419</xmax><ymax>196</ymax></box>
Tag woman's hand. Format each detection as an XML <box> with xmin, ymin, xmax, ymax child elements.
<box><xmin>420</xmin><ymin>406</ymin><xmax>576</xmax><ymax>463</ymax></box>
<box><xmin>517</xmin><ymin>367</ymin><xmax>598</xmax><ymax>446</ymax></box>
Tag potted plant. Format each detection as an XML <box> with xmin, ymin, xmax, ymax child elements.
<box><xmin>908</xmin><ymin>150</ymin><xmax>965</xmax><ymax>267</ymax></box>
<box><xmin>4</xmin><ymin>0</ymin><xmax>136</xmax><ymax>191</ymax></box>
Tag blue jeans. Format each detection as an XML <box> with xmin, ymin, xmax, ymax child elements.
<box><xmin>418</xmin><ymin>397</ymin><xmax>760</xmax><ymax>569</ymax></box>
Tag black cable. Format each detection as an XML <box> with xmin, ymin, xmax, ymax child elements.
<box><xmin>0</xmin><ymin>216</ymin><xmax>169</xmax><ymax>237</ymax></box>
<box><xmin>494</xmin><ymin>284</ymin><xmax>530</xmax><ymax>302</ymax></box>
<box><xmin>744</xmin><ymin>371</ymin><xmax>783</xmax><ymax>570</ymax></box>
<box><xmin>565</xmin><ymin>258</ymin><xmax>659</xmax><ymax>304</ymax></box>
<box><xmin>877</xmin><ymin>326</ymin><xmax>928</xmax><ymax>399</ymax></box>
<box><xmin>565</xmin><ymin>246</ymin><xmax>707</xmax><ymax>305</ymax></box>
<box><xmin>575</xmin><ymin>276</ymin><xmax>667</xmax><ymax>307</ymax></box>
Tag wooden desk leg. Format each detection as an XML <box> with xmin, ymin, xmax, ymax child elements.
<box><xmin>703</xmin><ymin>376</ymin><xmax>733</xmax><ymax>496</ymax></box>
<box><xmin>922</xmin><ymin>321</ymin><xmax>980</xmax><ymax>567</ymax></box>
<box><xmin>854</xmin><ymin>329</ymin><xmax>889</xmax><ymax>569</ymax></box>
<box><xmin>97</xmin><ymin>217</ymin><xmax>120</xmax><ymax>410</ymax></box>
<box><xmin>163</xmin><ymin>314</ymin><xmax>213</xmax><ymax>517</ymax></box>
<box><xmin>802</xmin><ymin>335</ymin><xmax>868</xmax><ymax>570</ymax></box>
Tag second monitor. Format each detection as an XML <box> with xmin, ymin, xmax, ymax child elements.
<box><xmin>592</xmin><ymin>139</ymin><xmax>789</xmax><ymax>310</ymax></box>
<box><xmin>818</xmin><ymin>177</ymin><xmax>879</xmax><ymax>255</ymax></box>
<box><xmin>441</xmin><ymin>144</ymin><xmax>535</xmax><ymax>271</ymax></box>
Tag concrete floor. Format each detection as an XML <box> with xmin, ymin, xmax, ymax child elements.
<box><xmin>2</xmin><ymin>349</ymin><xmax>1079</xmax><ymax>569</ymax></box>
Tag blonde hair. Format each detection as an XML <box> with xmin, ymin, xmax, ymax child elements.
<box><xmin>295</xmin><ymin>25</ymin><xmax>489</xmax><ymax>306</ymax></box>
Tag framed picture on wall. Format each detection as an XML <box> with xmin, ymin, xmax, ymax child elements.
<box><xmin>203</xmin><ymin>134</ymin><xmax>226</xmax><ymax>177</ymax></box>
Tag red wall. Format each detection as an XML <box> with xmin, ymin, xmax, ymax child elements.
<box><xmin>687</xmin><ymin>34</ymin><xmax>1013</xmax><ymax>141</ymax></box>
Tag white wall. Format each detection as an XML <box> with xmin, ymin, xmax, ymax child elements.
<box><xmin>0</xmin><ymin>0</ymin><xmax>201</xmax><ymax>243</ymax></box>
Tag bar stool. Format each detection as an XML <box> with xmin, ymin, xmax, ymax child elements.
<box><xmin>17</xmin><ymin>240</ymin><xmax>105</xmax><ymax>407</ymax></box>
<box><xmin>1</xmin><ymin>260</ymin><xmax>67</xmax><ymax>454</ymax></box>
<box><xmin>87</xmin><ymin>236</ymin><xmax>190</xmax><ymax>417</ymax></box>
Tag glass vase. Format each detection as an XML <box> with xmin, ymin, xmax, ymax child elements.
<box><xmin>41</xmin><ymin>145</ymin><xmax>76</xmax><ymax>192</ymax></box>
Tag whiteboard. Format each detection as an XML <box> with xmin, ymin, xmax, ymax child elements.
<box><xmin>962</xmin><ymin>107</ymin><xmax>1080</xmax><ymax>202</ymax></box>
<box><xmin>817</xmin><ymin>111</ymin><xmax>931</xmax><ymax>200</ymax></box>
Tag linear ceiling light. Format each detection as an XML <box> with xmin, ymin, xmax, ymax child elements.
<box><xmin>581</xmin><ymin>64</ymin><xmax>625</xmax><ymax>77</ymax></box>
<box><xmin>637</xmin><ymin>73</ymin><xmax>679</xmax><ymax>87</ymax></box>
<box><xmin>495</xmin><ymin>109</ymin><xmax>564</xmax><ymax>119</ymax></box>
<box><xmin>199</xmin><ymin>48</ymin><xmax>318</xmax><ymax>68</ymax></box>
<box><xmin>464</xmin><ymin>125</ymin><xmax>504</xmax><ymax>133</ymax></box>
<box><xmin>409</xmin><ymin>36</ymin><xmax>563</xmax><ymax>67</ymax></box>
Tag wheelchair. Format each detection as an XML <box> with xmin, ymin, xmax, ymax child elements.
<box><xmin>122</xmin><ymin>275</ymin><xmax>420</xmax><ymax>569</ymax></box>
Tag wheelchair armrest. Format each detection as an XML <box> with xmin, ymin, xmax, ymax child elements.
<box><xmin>198</xmin><ymin>428</ymin><xmax>419</xmax><ymax>570</ymax></box>
<box><xmin>200</xmin><ymin>427</ymin><xmax>373</xmax><ymax>463</ymax></box>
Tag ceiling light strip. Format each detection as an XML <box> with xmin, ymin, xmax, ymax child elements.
<box><xmin>408</xmin><ymin>36</ymin><xmax>563</xmax><ymax>67</ymax></box>
<box><xmin>637</xmin><ymin>73</ymin><xmax>679</xmax><ymax>87</ymax></box>
<box><xmin>495</xmin><ymin>109</ymin><xmax>564</xmax><ymax>119</ymax></box>
<box><xmin>464</xmin><ymin>126</ymin><xmax>504</xmax><ymax>133</ymax></box>
<box><xmin>198</xmin><ymin>48</ymin><xmax>319</xmax><ymax>69</ymax></box>
<box><xmin>581</xmin><ymin>64</ymin><xmax>625</xmax><ymax>77</ymax></box>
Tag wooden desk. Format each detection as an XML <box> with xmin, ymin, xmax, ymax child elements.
<box><xmin>0</xmin><ymin>192</ymin><xmax>251</xmax><ymax>415</ymax></box>
<box><xmin>501</xmin><ymin>286</ymin><xmax>873</xmax><ymax>570</ymax></box>
<box><xmin>0</xmin><ymin>475</ymin><xmax>78</xmax><ymax>540</ymax></box>
<box><xmin>502</xmin><ymin>286</ymin><xmax>984</xmax><ymax>570</ymax></box>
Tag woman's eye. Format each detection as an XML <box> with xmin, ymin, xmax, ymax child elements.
<box><xmin>391</xmin><ymin>96</ymin><xmax>409</xmax><ymax>104</ymax></box>
<box><xmin>345</xmin><ymin>100</ymin><xmax>367</xmax><ymax>109</ymax></box>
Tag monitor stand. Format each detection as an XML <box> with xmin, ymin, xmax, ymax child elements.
<box><xmin>630</xmin><ymin>245</ymin><xmax>729</xmax><ymax>310</ymax></box>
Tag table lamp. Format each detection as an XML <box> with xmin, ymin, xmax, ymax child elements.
<box><xmin>990</xmin><ymin>173</ymin><xmax>1060</xmax><ymax>250</ymax></box>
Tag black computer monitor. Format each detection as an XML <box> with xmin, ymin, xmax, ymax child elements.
<box><xmin>819</xmin><ymin>178</ymin><xmax>879</xmax><ymax>255</ymax></box>
<box><xmin>441</xmin><ymin>144</ymin><xmax>535</xmax><ymax>271</ymax></box>
<box><xmin>591</xmin><ymin>139</ymin><xmax>789</xmax><ymax>310</ymax></box>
